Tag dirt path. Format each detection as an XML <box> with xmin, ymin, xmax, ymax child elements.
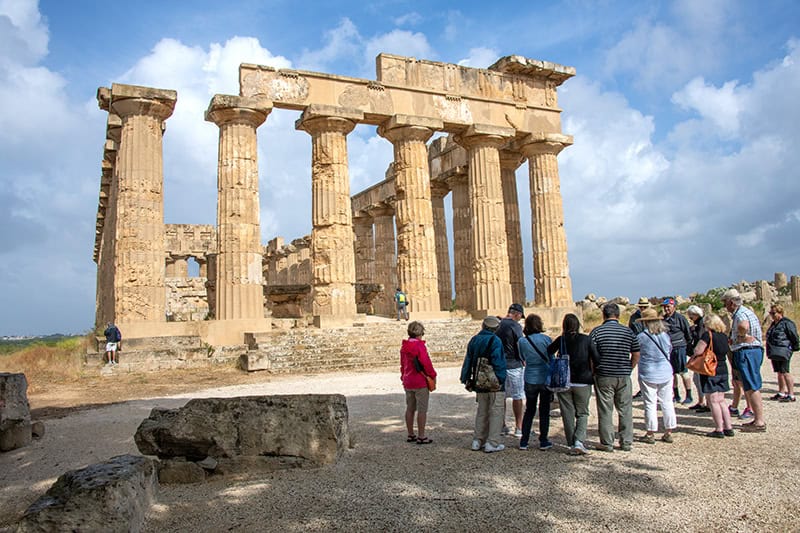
<box><xmin>2</xmin><ymin>363</ymin><xmax>798</xmax><ymax>531</ymax></box>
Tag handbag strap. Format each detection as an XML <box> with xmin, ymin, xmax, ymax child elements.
<box><xmin>525</xmin><ymin>335</ymin><xmax>550</xmax><ymax>364</ymax></box>
<box><xmin>644</xmin><ymin>331</ymin><xmax>671</xmax><ymax>362</ymax></box>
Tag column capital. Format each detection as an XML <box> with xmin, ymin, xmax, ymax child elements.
<box><xmin>442</xmin><ymin>166</ymin><xmax>468</xmax><ymax>188</ymax></box>
<box><xmin>109</xmin><ymin>83</ymin><xmax>177</xmax><ymax>121</ymax></box>
<box><xmin>365</xmin><ymin>201</ymin><xmax>394</xmax><ymax>218</ymax></box>
<box><xmin>499</xmin><ymin>150</ymin><xmax>524</xmax><ymax>170</ymax></box>
<box><xmin>295</xmin><ymin>104</ymin><xmax>362</xmax><ymax>135</ymax></box>
<box><xmin>205</xmin><ymin>94</ymin><xmax>273</xmax><ymax>128</ymax></box>
<box><xmin>430</xmin><ymin>180</ymin><xmax>450</xmax><ymax>199</ymax></box>
<box><xmin>454</xmin><ymin>123</ymin><xmax>515</xmax><ymax>150</ymax></box>
<box><xmin>518</xmin><ymin>132</ymin><xmax>574</xmax><ymax>157</ymax></box>
<box><xmin>378</xmin><ymin>114</ymin><xmax>442</xmax><ymax>143</ymax></box>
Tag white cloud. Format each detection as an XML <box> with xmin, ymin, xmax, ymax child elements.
<box><xmin>364</xmin><ymin>29</ymin><xmax>434</xmax><ymax>66</ymax></box>
<box><xmin>457</xmin><ymin>47</ymin><xmax>499</xmax><ymax>68</ymax></box>
<box><xmin>394</xmin><ymin>12</ymin><xmax>422</xmax><ymax>26</ymax></box>
<box><xmin>0</xmin><ymin>0</ymin><xmax>48</xmax><ymax>65</ymax></box>
<box><xmin>297</xmin><ymin>18</ymin><xmax>361</xmax><ymax>72</ymax></box>
<box><xmin>671</xmin><ymin>77</ymin><xmax>742</xmax><ymax>135</ymax></box>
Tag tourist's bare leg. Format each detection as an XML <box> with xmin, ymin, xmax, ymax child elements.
<box><xmin>417</xmin><ymin>411</ymin><xmax>427</xmax><ymax>439</ymax></box>
<box><xmin>745</xmin><ymin>390</ymin><xmax>765</xmax><ymax>425</ymax></box>
<box><xmin>512</xmin><ymin>398</ymin><xmax>523</xmax><ymax>431</ymax></box>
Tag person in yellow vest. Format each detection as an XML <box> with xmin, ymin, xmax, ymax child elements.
<box><xmin>395</xmin><ymin>288</ymin><xmax>409</xmax><ymax>320</ymax></box>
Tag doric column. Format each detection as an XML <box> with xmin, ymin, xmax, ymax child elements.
<box><xmin>165</xmin><ymin>255</ymin><xmax>177</xmax><ymax>277</ymax></box>
<box><xmin>173</xmin><ymin>255</ymin><xmax>189</xmax><ymax>278</ymax></box>
<box><xmin>791</xmin><ymin>275</ymin><xmax>800</xmax><ymax>303</ymax></box>
<box><xmin>284</xmin><ymin>244</ymin><xmax>298</xmax><ymax>284</ymax></box>
<box><xmin>520</xmin><ymin>134</ymin><xmax>574</xmax><ymax>307</ymax></box>
<box><xmin>455</xmin><ymin>124</ymin><xmax>515</xmax><ymax>314</ymax></box>
<box><xmin>109</xmin><ymin>83</ymin><xmax>176</xmax><ymax>323</ymax></box>
<box><xmin>378</xmin><ymin>115</ymin><xmax>442</xmax><ymax>313</ymax></box>
<box><xmin>353</xmin><ymin>214</ymin><xmax>375</xmax><ymax>284</ymax></box>
<box><xmin>367</xmin><ymin>203</ymin><xmax>397</xmax><ymax>316</ymax></box>
<box><xmin>430</xmin><ymin>181</ymin><xmax>452</xmax><ymax>310</ymax></box>
<box><xmin>196</xmin><ymin>255</ymin><xmax>208</xmax><ymax>278</ymax></box>
<box><xmin>444</xmin><ymin>169</ymin><xmax>473</xmax><ymax>312</ymax></box>
<box><xmin>500</xmin><ymin>150</ymin><xmax>526</xmax><ymax>306</ymax></box>
<box><xmin>292</xmin><ymin>236</ymin><xmax>312</xmax><ymax>286</ymax></box>
<box><xmin>296</xmin><ymin>106</ymin><xmax>362</xmax><ymax>325</ymax></box>
<box><xmin>276</xmin><ymin>249</ymin><xmax>289</xmax><ymax>284</ymax></box>
<box><xmin>205</xmin><ymin>94</ymin><xmax>272</xmax><ymax>320</ymax></box>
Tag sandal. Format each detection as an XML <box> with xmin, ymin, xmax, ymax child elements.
<box><xmin>406</xmin><ymin>434</ymin><xmax>417</xmax><ymax>442</ymax></box>
<box><xmin>416</xmin><ymin>436</ymin><xmax>433</xmax><ymax>444</ymax></box>
<box><xmin>740</xmin><ymin>423</ymin><xmax>766</xmax><ymax>433</ymax></box>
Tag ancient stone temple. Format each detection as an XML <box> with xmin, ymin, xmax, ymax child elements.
<box><xmin>93</xmin><ymin>53</ymin><xmax>576</xmax><ymax>345</ymax></box>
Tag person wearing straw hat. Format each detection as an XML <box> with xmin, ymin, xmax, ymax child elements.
<box><xmin>628</xmin><ymin>297</ymin><xmax>652</xmax><ymax>335</ymax></box>
<box><xmin>635</xmin><ymin>308</ymin><xmax>677</xmax><ymax>444</ymax></box>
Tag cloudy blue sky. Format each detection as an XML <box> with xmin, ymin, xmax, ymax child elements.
<box><xmin>1</xmin><ymin>0</ymin><xmax>798</xmax><ymax>335</ymax></box>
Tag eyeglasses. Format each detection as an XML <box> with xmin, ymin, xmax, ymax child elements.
<box><xmin>769</xmin><ymin>311</ymin><xmax>776</xmax><ymax>315</ymax></box>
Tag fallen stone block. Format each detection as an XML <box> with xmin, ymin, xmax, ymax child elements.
<box><xmin>0</xmin><ymin>372</ymin><xmax>32</xmax><ymax>452</ymax></box>
<box><xmin>17</xmin><ymin>454</ymin><xmax>157</xmax><ymax>533</ymax></box>
<box><xmin>134</xmin><ymin>395</ymin><xmax>349</xmax><ymax>475</ymax></box>
<box><xmin>31</xmin><ymin>420</ymin><xmax>45</xmax><ymax>440</ymax></box>
<box><xmin>158</xmin><ymin>458</ymin><xmax>206</xmax><ymax>484</ymax></box>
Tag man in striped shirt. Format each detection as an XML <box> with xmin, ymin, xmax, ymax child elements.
<box><xmin>723</xmin><ymin>289</ymin><xmax>766</xmax><ymax>432</ymax></box>
<box><xmin>590</xmin><ymin>303</ymin><xmax>641</xmax><ymax>451</ymax></box>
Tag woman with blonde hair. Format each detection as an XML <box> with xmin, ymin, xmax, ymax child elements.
<box><xmin>694</xmin><ymin>314</ymin><xmax>733</xmax><ymax>438</ymax></box>
<box><xmin>636</xmin><ymin>308</ymin><xmax>677</xmax><ymax>443</ymax></box>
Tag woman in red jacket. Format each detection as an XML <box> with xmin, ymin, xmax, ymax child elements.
<box><xmin>400</xmin><ymin>321</ymin><xmax>437</xmax><ymax>444</ymax></box>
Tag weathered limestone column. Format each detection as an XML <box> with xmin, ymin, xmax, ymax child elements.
<box><xmin>285</xmin><ymin>244</ymin><xmax>299</xmax><ymax>284</ymax></box>
<box><xmin>430</xmin><ymin>182</ymin><xmax>452</xmax><ymax>311</ymax></box>
<box><xmin>756</xmin><ymin>280</ymin><xmax>771</xmax><ymax>302</ymax></box>
<box><xmin>775</xmin><ymin>272</ymin><xmax>787</xmax><ymax>290</ymax></box>
<box><xmin>109</xmin><ymin>83</ymin><xmax>176</xmax><ymax>323</ymax></box>
<box><xmin>297</xmin><ymin>106</ymin><xmax>362</xmax><ymax>326</ymax></box>
<box><xmin>791</xmin><ymin>275</ymin><xmax>800</xmax><ymax>303</ymax></box>
<box><xmin>367</xmin><ymin>204</ymin><xmax>397</xmax><ymax>316</ymax></box>
<box><xmin>520</xmin><ymin>134</ymin><xmax>574</xmax><ymax>308</ymax></box>
<box><xmin>444</xmin><ymin>169</ymin><xmax>473</xmax><ymax>312</ymax></box>
<box><xmin>353</xmin><ymin>214</ymin><xmax>375</xmax><ymax>284</ymax></box>
<box><xmin>205</xmin><ymin>94</ymin><xmax>272</xmax><ymax>320</ymax></box>
<box><xmin>455</xmin><ymin>124</ymin><xmax>515</xmax><ymax>315</ymax></box>
<box><xmin>293</xmin><ymin>236</ymin><xmax>312</xmax><ymax>286</ymax></box>
<box><xmin>165</xmin><ymin>256</ymin><xmax>177</xmax><ymax>277</ymax></box>
<box><xmin>275</xmin><ymin>250</ymin><xmax>289</xmax><ymax>285</ymax></box>
<box><xmin>196</xmin><ymin>255</ymin><xmax>208</xmax><ymax>278</ymax></box>
<box><xmin>173</xmin><ymin>256</ymin><xmax>189</xmax><ymax>278</ymax></box>
<box><xmin>500</xmin><ymin>150</ymin><xmax>526</xmax><ymax>306</ymax></box>
<box><xmin>378</xmin><ymin>116</ymin><xmax>443</xmax><ymax>314</ymax></box>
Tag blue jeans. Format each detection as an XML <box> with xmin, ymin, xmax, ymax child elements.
<box><xmin>520</xmin><ymin>383</ymin><xmax>551</xmax><ymax>447</ymax></box>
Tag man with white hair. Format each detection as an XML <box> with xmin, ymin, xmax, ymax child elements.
<box><xmin>722</xmin><ymin>289</ymin><xmax>766</xmax><ymax>432</ymax></box>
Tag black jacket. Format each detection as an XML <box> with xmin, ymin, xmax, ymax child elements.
<box><xmin>766</xmin><ymin>317</ymin><xmax>799</xmax><ymax>359</ymax></box>
<box><xmin>663</xmin><ymin>312</ymin><xmax>691</xmax><ymax>349</ymax></box>
<box><xmin>548</xmin><ymin>332</ymin><xmax>596</xmax><ymax>385</ymax></box>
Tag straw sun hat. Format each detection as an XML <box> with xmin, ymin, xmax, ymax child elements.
<box><xmin>636</xmin><ymin>308</ymin><xmax>662</xmax><ymax>322</ymax></box>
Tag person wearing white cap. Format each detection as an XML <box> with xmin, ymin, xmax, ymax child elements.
<box><xmin>722</xmin><ymin>289</ymin><xmax>766</xmax><ymax>432</ymax></box>
<box><xmin>460</xmin><ymin>316</ymin><xmax>508</xmax><ymax>452</ymax></box>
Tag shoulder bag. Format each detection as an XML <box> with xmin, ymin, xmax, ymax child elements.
<box><xmin>687</xmin><ymin>332</ymin><xmax>718</xmax><ymax>376</ymax></box>
<box><xmin>468</xmin><ymin>341</ymin><xmax>501</xmax><ymax>392</ymax></box>
<box><xmin>414</xmin><ymin>356</ymin><xmax>436</xmax><ymax>392</ymax></box>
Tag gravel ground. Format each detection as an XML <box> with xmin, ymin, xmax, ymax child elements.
<box><xmin>2</xmin><ymin>363</ymin><xmax>798</xmax><ymax>532</ymax></box>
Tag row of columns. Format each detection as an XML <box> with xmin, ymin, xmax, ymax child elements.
<box><xmin>98</xmin><ymin>83</ymin><xmax>572</xmax><ymax>328</ymax></box>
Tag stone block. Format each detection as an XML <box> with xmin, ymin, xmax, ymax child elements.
<box><xmin>134</xmin><ymin>395</ymin><xmax>350</xmax><ymax>472</ymax></box>
<box><xmin>240</xmin><ymin>352</ymin><xmax>271</xmax><ymax>372</ymax></box>
<box><xmin>18</xmin><ymin>454</ymin><xmax>157</xmax><ymax>533</ymax></box>
<box><xmin>0</xmin><ymin>372</ymin><xmax>32</xmax><ymax>452</ymax></box>
<box><xmin>31</xmin><ymin>420</ymin><xmax>45</xmax><ymax>439</ymax></box>
<box><xmin>158</xmin><ymin>458</ymin><xmax>206</xmax><ymax>484</ymax></box>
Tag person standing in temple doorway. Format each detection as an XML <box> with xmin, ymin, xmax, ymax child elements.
<box><xmin>103</xmin><ymin>322</ymin><xmax>122</xmax><ymax>365</ymax></box>
<box><xmin>395</xmin><ymin>288</ymin><xmax>409</xmax><ymax>321</ymax></box>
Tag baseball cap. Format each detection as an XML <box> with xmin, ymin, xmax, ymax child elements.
<box><xmin>509</xmin><ymin>303</ymin><xmax>524</xmax><ymax>314</ymax></box>
<box><xmin>662</xmin><ymin>298</ymin><xmax>676</xmax><ymax>306</ymax></box>
<box><xmin>482</xmin><ymin>316</ymin><xmax>501</xmax><ymax>330</ymax></box>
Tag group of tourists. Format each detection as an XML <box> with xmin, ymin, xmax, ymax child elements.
<box><xmin>399</xmin><ymin>289</ymin><xmax>798</xmax><ymax>453</ymax></box>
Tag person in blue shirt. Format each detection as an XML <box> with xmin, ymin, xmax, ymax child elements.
<box><xmin>517</xmin><ymin>314</ymin><xmax>553</xmax><ymax>450</ymax></box>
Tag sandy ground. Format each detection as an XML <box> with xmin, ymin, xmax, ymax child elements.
<box><xmin>1</xmin><ymin>362</ymin><xmax>799</xmax><ymax>532</ymax></box>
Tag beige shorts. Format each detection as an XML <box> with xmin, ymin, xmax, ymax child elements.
<box><xmin>405</xmin><ymin>388</ymin><xmax>430</xmax><ymax>413</ymax></box>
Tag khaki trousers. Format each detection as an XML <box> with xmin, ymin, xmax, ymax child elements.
<box><xmin>594</xmin><ymin>375</ymin><xmax>633</xmax><ymax>447</ymax></box>
<box><xmin>473</xmin><ymin>392</ymin><xmax>504</xmax><ymax>447</ymax></box>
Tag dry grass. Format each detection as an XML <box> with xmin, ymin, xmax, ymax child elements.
<box><xmin>0</xmin><ymin>337</ymin><xmax>87</xmax><ymax>393</ymax></box>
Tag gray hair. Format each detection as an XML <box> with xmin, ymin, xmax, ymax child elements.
<box><xmin>602</xmin><ymin>302</ymin><xmax>620</xmax><ymax>319</ymax></box>
<box><xmin>686</xmin><ymin>305</ymin><xmax>704</xmax><ymax>318</ymax></box>
<box><xmin>644</xmin><ymin>319</ymin><xmax>667</xmax><ymax>334</ymax></box>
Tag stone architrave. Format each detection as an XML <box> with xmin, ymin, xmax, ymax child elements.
<box><xmin>108</xmin><ymin>83</ymin><xmax>177</xmax><ymax>323</ymax></box>
<box><xmin>378</xmin><ymin>115</ymin><xmax>442</xmax><ymax>314</ymax></box>
<box><xmin>430</xmin><ymin>181</ymin><xmax>452</xmax><ymax>311</ymax></box>
<box><xmin>205</xmin><ymin>94</ymin><xmax>272</xmax><ymax>321</ymax></box>
<box><xmin>500</xmin><ymin>150</ymin><xmax>526</xmax><ymax>306</ymax></box>
<box><xmin>444</xmin><ymin>169</ymin><xmax>473</xmax><ymax>311</ymax></box>
<box><xmin>297</xmin><ymin>105</ymin><xmax>362</xmax><ymax>326</ymax></box>
<box><xmin>18</xmin><ymin>455</ymin><xmax>157</xmax><ymax>532</ymax></box>
<box><xmin>520</xmin><ymin>134</ymin><xmax>574</xmax><ymax>308</ymax></box>
<box><xmin>367</xmin><ymin>203</ymin><xmax>397</xmax><ymax>316</ymax></box>
<box><xmin>353</xmin><ymin>214</ymin><xmax>375</xmax><ymax>285</ymax></box>
<box><xmin>455</xmin><ymin>124</ymin><xmax>515</xmax><ymax>315</ymax></box>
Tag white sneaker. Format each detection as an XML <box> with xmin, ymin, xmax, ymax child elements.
<box><xmin>570</xmin><ymin>441</ymin><xmax>589</xmax><ymax>455</ymax></box>
<box><xmin>471</xmin><ymin>439</ymin><xmax>482</xmax><ymax>451</ymax></box>
<box><xmin>513</xmin><ymin>428</ymin><xmax>523</xmax><ymax>438</ymax></box>
<box><xmin>484</xmin><ymin>443</ymin><xmax>505</xmax><ymax>453</ymax></box>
